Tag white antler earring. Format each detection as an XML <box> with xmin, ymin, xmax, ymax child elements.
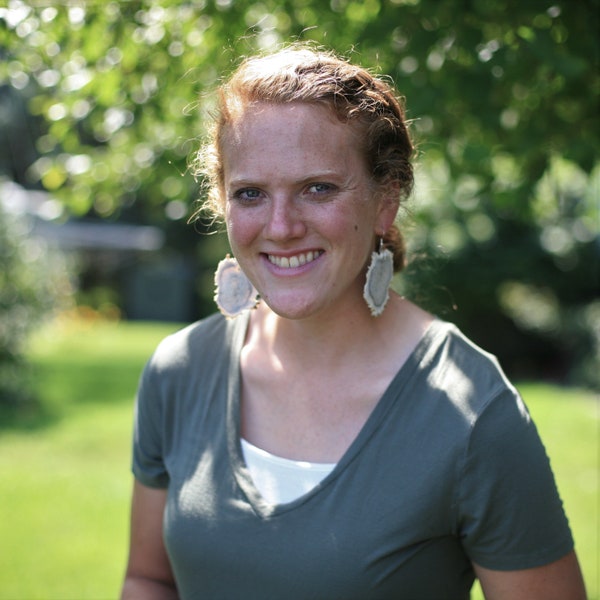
<box><xmin>214</xmin><ymin>255</ymin><xmax>259</xmax><ymax>318</ymax></box>
<box><xmin>363</xmin><ymin>238</ymin><xmax>393</xmax><ymax>317</ymax></box>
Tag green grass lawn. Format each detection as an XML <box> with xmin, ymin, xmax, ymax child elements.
<box><xmin>0</xmin><ymin>318</ymin><xmax>181</xmax><ymax>600</ymax></box>
<box><xmin>0</xmin><ymin>317</ymin><xmax>597</xmax><ymax>599</ymax></box>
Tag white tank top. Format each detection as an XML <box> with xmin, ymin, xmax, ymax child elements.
<box><xmin>241</xmin><ymin>438</ymin><xmax>336</xmax><ymax>505</ymax></box>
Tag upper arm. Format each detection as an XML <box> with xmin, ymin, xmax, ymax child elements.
<box><xmin>474</xmin><ymin>551</ymin><xmax>587</xmax><ymax>600</ymax></box>
<box><xmin>123</xmin><ymin>479</ymin><xmax>176</xmax><ymax>589</ymax></box>
<box><xmin>459</xmin><ymin>389</ymin><xmax>575</xmax><ymax>568</ymax></box>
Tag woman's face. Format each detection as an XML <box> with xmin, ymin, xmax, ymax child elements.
<box><xmin>221</xmin><ymin>102</ymin><xmax>398</xmax><ymax>321</ymax></box>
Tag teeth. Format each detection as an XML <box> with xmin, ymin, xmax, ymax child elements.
<box><xmin>268</xmin><ymin>251</ymin><xmax>320</xmax><ymax>268</ymax></box>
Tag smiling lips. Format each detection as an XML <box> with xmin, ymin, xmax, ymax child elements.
<box><xmin>267</xmin><ymin>250</ymin><xmax>323</xmax><ymax>269</ymax></box>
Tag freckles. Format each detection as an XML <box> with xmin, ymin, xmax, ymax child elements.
<box><xmin>227</xmin><ymin>212</ymin><xmax>261</xmax><ymax>246</ymax></box>
<box><xmin>228</xmin><ymin>221</ymin><xmax>246</xmax><ymax>241</ymax></box>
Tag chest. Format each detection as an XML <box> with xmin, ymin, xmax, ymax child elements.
<box><xmin>239</xmin><ymin>358</ymin><xmax>394</xmax><ymax>462</ymax></box>
<box><xmin>240</xmin><ymin>344</ymin><xmax>404</xmax><ymax>463</ymax></box>
<box><xmin>163</xmin><ymin>401</ymin><xmax>473</xmax><ymax>600</ymax></box>
<box><xmin>160</xmin><ymin>340</ymin><xmax>477</xmax><ymax>598</ymax></box>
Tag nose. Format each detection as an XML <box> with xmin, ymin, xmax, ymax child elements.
<box><xmin>265</xmin><ymin>196</ymin><xmax>306</xmax><ymax>241</ymax></box>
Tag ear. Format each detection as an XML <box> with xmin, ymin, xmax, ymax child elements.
<box><xmin>375</xmin><ymin>182</ymin><xmax>401</xmax><ymax>234</ymax></box>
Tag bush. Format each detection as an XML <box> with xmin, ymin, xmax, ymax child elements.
<box><xmin>400</xmin><ymin>158</ymin><xmax>600</xmax><ymax>389</ymax></box>
<box><xmin>0</xmin><ymin>186</ymin><xmax>73</xmax><ymax>409</ymax></box>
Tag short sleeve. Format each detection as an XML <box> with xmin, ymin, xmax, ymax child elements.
<box><xmin>131</xmin><ymin>357</ymin><xmax>170</xmax><ymax>489</ymax></box>
<box><xmin>458</xmin><ymin>388</ymin><xmax>574</xmax><ymax>570</ymax></box>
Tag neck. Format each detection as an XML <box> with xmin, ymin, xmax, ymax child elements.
<box><xmin>249</xmin><ymin>293</ymin><xmax>405</xmax><ymax>369</ymax></box>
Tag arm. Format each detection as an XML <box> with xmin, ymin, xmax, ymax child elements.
<box><xmin>121</xmin><ymin>480</ymin><xmax>178</xmax><ymax>600</ymax></box>
<box><xmin>474</xmin><ymin>551</ymin><xmax>587</xmax><ymax>600</ymax></box>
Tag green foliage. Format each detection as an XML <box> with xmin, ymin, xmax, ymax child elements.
<box><xmin>0</xmin><ymin>320</ymin><xmax>597</xmax><ymax>598</ymax></box>
<box><xmin>0</xmin><ymin>194</ymin><xmax>72</xmax><ymax>408</ymax></box>
<box><xmin>2</xmin><ymin>0</ymin><xmax>596</xmax><ymax>216</ymax></box>
<box><xmin>0</xmin><ymin>0</ymin><xmax>598</xmax><ymax>385</ymax></box>
<box><xmin>398</xmin><ymin>156</ymin><xmax>600</xmax><ymax>386</ymax></box>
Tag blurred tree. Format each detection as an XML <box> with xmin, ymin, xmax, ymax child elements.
<box><xmin>0</xmin><ymin>193</ymin><xmax>72</xmax><ymax>410</ymax></box>
<box><xmin>0</xmin><ymin>0</ymin><xmax>598</xmax><ymax>385</ymax></box>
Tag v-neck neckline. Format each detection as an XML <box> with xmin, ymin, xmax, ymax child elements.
<box><xmin>226</xmin><ymin>311</ymin><xmax>444</xmax><ymax>519</ymax></box>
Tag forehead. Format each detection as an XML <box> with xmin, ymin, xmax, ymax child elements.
<box><xmin>225</xmin><ymin>102</ymin><xmax>353</xmax><ymax>142</ymax></box>
<box><xmin>221</xmin><ymin>102</ymin><xmax>366</xmax><ymax>178</ymax></box>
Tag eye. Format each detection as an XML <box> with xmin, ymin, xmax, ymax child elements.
<box><xmin>306</xmin><ymin>182</ymin><xmax>335</xmax><ymax>196</ymax></box>
<box><xmin>232</xmin><ymin>188</ymin><xmax>263</xmax><ymax>204</ymax></box>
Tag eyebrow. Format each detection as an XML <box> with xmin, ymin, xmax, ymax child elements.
<box><xmin>227</xmin><ymin>170</ymin><xmax>346</xmax><ymax>189</ymax></box>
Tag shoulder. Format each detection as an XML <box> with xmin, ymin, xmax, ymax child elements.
<box><xmin>137</xmin><ymin>312</ymin><xmax>249</xmax><ymax>397</ymax></box>
<box><xmin>426</xmin><ymin>319</ymin><xmax>507</xmax><ymax>378</ymax></box>
<box><xmin>415</xmin><ymin>319</ymin><xmax>520</xmax><ymax>421</ymax></box>
<box><xmin>135</xmin><ymin>311</ymin><xmax>249</xmax><ymax>415</ymax></box>
<box><xmin>147</xmin><ymin>312</ymin><xmax>244</xmax><ymax>373</ymax></box>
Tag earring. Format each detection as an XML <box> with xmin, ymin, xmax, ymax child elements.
<box><xmin>214</xmin><ymin>255</ymin><xmax>259</xmax><ymax>318</ymax></box>
<box><xmin>363</xmin><ymin>238</ymin><xmax>394</xmax><ymax>317</ymax></box>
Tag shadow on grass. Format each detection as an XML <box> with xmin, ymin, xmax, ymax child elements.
<box><xmin>2</xmin><ymin>319</ymin><xmax>182</xmax><ymax>433</ymax></box>
<box><xmin>1</xmin><ymin>357</ymin><xmax>144</xmax><ymax>433</ymax></box>
<box><xmin>3</xmin><ymin>318</ymin><xmax>182</xmax><ymax>433</ymax></box>
<box><xmin>0</xmin><ymin>396</ymin><xmax>60</xmax><ymax>432</ymax></box>
<box><xmin>0</xmin><ymin>358</ymin><xmax>61</xmax><ymax>432</ymax></box>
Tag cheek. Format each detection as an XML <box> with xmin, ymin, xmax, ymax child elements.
<box><xmin>226</xmin><ymin>210</ymin><xmax>259</xmax><ymax>250</ymax></box>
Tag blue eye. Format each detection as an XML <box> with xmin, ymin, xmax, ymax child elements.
<box><xmin>234</xmin><ymin>188</ymin><xmax>262</xmax><ymax>203</ymax></box>
<box><xmin>307</xmin><ymin>183</ymin><xmax>334</xmax><ymax>195</ymax></box>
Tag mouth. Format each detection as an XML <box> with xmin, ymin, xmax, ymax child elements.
<box><xmin>267</xmin><ymin>250</ymin><xmax>323</xmax><ymax>269</ymax></box>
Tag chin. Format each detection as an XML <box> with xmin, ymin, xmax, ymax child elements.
<box><xmin>266</xmin><ymin>305</ymin><xmax>314</xmax><ymax>320</ymax></box>
<box><xmin>262</xmin><ymin>295</ymin><xmax>321</xmax><ymax>320</ymax></box>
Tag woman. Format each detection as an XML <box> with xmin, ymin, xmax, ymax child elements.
<box><xmin>121</xmin><ymin>46</ymin><xmax>586</xmax><ymax>599</ymax></box>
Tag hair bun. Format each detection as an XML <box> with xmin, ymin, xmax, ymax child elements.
<box><xmin>383</xmin><ymin>225</ymin><xmax>406</xmax><ymax>273</ymax></box>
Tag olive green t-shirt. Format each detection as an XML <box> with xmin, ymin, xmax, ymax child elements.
<box><xmin>132</xmin><ymin>312</ymin><xmax>573</xmax><ymax>600</ymax></box>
